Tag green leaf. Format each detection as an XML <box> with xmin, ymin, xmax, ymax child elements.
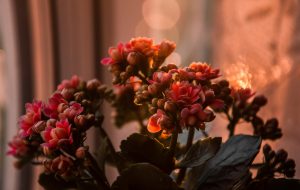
<box><xmin>111</xmin><ymin>163</ymin><xmax>182</xmax><ymax>190</ymax></box>
<box><xmin>120</xmin><ymin>133</ymin><xmax>174</xmax><ymax>173</ymax></box>
<box><xmin>248</xmin><ymin>178</ymin><xmax>300</xmax><ymax>190</ymax></box>
<box><xmin>186</xmin><ymin>135</ymin><xmax>261</xmax><ymax>190</ymax></box>
<box><xmin>179</xmin><ymin>137</ymin><xmax>222</xmax><ymax>168</ymax></box>
<box><xmin>38</xmin><ymin>173</ymin><xmax>76</xmax><ymax>190</ymax></box>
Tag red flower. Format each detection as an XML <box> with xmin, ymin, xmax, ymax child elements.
<box><xmin>189</xmin><ymin>62</ymin><xmax>220</xmax><ymax>80</ymax></box>
<box><xmin>147</xmin><ymin>110</ymin><xmax>174</xmax><ymax>133</ymax></box>
<box><xmin>151</xmin><ymin>72</ymin><xmax>172</xmax><ymax>84</ymax></box>
<box><xmin>44</xmin><ymin>93</ymin><xmax>68</xmax><ymax>119</ymax></box>
<box><xmin>41</xmin><ymin>119</ymin><xmax>73</xmax><ymax>149</ymax></box>
<box><xmin>101</xmin><ymin>43</ymin><xmax>130</xmax><ymax>65</ymax></box>
<box><xmin>19</xmin><ymin>101</ymin><xmax>43</xmax><ymax>137</ymax></box>
<box><xmin>180</xmin><ymin>104</ymin><xmax>215</xmax><ymax>129</ymax></box>
<box><xmin>7</xmin><ymin>136</ymin><xmax>30</xmax><ymax>157</ymax></box>
<box><xmin>57</xmin><ymin>75</ymin><xmax>80</xmax><ymax>91</ymax></box>
<box><xmin>59</xmin><ymin>102</ymin><xmax>84</xmax><ymax>120</ymax></box>
<box><xmin>129</xmin><ymin>37</ymin><xmax>155</xmax><ymax>56</ymax></box>
<box><xmin>167</xmin><ymin>82</ymin><xmax>203</xmax><ymax>106</ymax></box>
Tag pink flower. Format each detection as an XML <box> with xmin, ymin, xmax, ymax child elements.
<box><xmin>57</xmin><ymin>75</ymin><xmax>80</xmax><ymax>91</ymax></box>
<box><xmin>41</xmin><ymin>119</ymin><xmax>73</xmax><ymax>149</ymax></box>
<box><xmin>167</xmin><ymin>82</ymin><xmax>203</xmax><ymax>106</ymax></box>
<box><xmin>44</xmin><ymin>93</ymin><xmax>67</xmax><ymax>119</ymax></box>
<box><xmin>180</xmin><ymin>104</ymin><xmax>215</xmax><ymax>129</ymax></box>
<box><xmin>189</xmin><ymin>62</ymin><xmax>220</xmax><ymax>80</ymax></box>
<box><xmin>7</xmin><ymin>136</ymin><xmax>30</xmax><ymax>157</ymax></box>
<box><xmin>19</xmin><ymin>101</ymin><xmax>43</xmax><ymax>137</ymax></box>
<box><xmin>101</xmin><ymin>43</ymin><xmax>129</xmax><ymax>65</ymax></box>
<box><xmin>59</xmin><ymin>102</ymin><xmax>84</xmax><ymax>120</ymax></box>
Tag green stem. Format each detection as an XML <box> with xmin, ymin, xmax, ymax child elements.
<box><xmin>176</xmin><ymin>127</ymin><xmax>195</xmax><ymax>185</ymax></box>
<box><xmin>98</xmin><ymin>127</ymin><xmax>123</xmax><ymax>172</ymax></box>
<box><xmin>169</xmin><ymin>128</ymin><xmax>179</xmax><ymax>158</ymax></box>
<box><xmin>227</xmin><ymin>118</ymin><xmax>238</xmax><ymax>138</ymax></box>
<box><xmin>86</xmin><ymin>152</ymin><xmax>110</xmax><ymax>190</ymax></box>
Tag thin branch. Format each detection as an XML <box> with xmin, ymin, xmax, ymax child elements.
<box><xmin>176</xmin><ymin>127</ymin><xmax>195</xmax><ymax>185</ymax></box>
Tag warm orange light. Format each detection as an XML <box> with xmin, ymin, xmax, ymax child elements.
<box><xmin>224</xmin><ymin>61</ymin><xmax>252</xmax><ymax>89</ymax></box>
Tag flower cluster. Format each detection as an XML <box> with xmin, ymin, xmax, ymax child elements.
<box><xmin>8</xmin><ymin>75</ymin><xmax>112</xmax><ymax>178</ymax></box>
<box><xmin>256</xmin><ymin>144</ymin><xmax>296</xmax><ymax>178</ymax></box>
<box><xmin>101</xmin><ymin>37</ymin><xmax>176</xmax><ymax>84</ymax></box>
<box><xmin>134</xmin><ymin>62</ymin><xmax>224</xmax><ymax>134</ymax></box>
<box><xmin>218</xmin><ymin>86</ymin><xmax>283</xmax><ymax>140</ymax></box>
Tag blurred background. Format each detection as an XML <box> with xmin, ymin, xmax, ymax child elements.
<box><xmin>0</xmin><ymin>0</ymin><xmax>300</xmax><ymax>189</ymax></box>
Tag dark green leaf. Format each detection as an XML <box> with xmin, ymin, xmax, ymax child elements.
<box><xmin>186</xmin><ymin>135</ymin><xmax>261</xmax><ymax>190</ymax></box>
<box><xmin>179</xmin><ymin>137</ymin><xmax>222</xmax><ymax>168</ymax></box>
<box><xmin>120</xmin><ymin>133</ymin><xmax>174</xmax><ymax>173</ymax></box>
<box><xmin>111</xmin><ymin>163</ymin><xmax>182</xmax><ymax>190</ymax></box>
<box><xmin>248</xmin><ymin>178</ymin><xmax>300</xmax><ymax>190</ymax></box>
<box><xmin>38</xmin><ymin>173</ymin><xmax>76</xmax><ymax>190</ymax></box>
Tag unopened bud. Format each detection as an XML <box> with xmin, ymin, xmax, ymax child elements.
<box><xmin>158</xmin><ymin>40</ymin><xmax>176</xmax><ymax>58</ymax></box>
<box><xmin>57</xmin><ymin>103</ymin><xmax>68</xmax><ymax>113</ymax></box>
<box><xmin>157</xmin><ymin>99</ymin><xmax>166</xmax><ymax>108</ymax></box>
<box><xmin>61</xmin><ymin>88</ymin><xmax>74</xmax><ymax>100</ymax></box>
<box><xmin>164</xmin><ymin>101</ymin><xmax>177</xmax><ymax>113</ymax></box>
<box><xmin>75</xmin><ymin>147</ymin><xmax>86</xmax><ymax>159</ymax></box>
<box><xmin>87</xmin><ymin>79</ymin><xmax>101</xmax><ymax>91</ymax></box>
<box><xmin>32</xmin><ymin>121</ymin><xmax>46</xmax><ymax>133</ymax></box>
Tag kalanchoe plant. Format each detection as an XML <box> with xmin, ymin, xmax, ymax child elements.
<box><xmin>8</xmin><ymin>37</ymin><xmax>300</xmax><ymax>190</ymax></box>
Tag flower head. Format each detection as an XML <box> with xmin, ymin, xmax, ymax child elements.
<box><xmin>43</xmin><ymin>93</ymin><xmax>68</xmax><ymax>119</ymax></box>
<box><xmin>7</xmin><ymin>136</ymin><xmax>30</xmax><ymax>157</ymax></box>
<box><xmin>19</xmin><ymin>101</ymin><xmax>43</xmax><ymax>137</ymax></box>
<box><xmin>189</xmin><ymin>62</ymin><xmax>220</xmax><ymax>80</ymax></box>
<box><xmin>180</xmin><ymin>104</ymin><xmax>215</xmax><ymax>130</ymax></box>
<box><xmin>41</xmin><ymin>119</ymin><xmax>73</xmax><ymax>149</ymax></box>
<box><xmin>147</xmin><ymin>110</ymin><xmax>174</xmax><ymax>133</ymax></box>
<box><xmin>167</xmin><ymin>82</ymin><xmax>203</xmax><ymax>106</ymax></box>
<box><xmin>57</xmin><ymin>75</ymin><xmax>80</xmax><ymax>91</ymax></box>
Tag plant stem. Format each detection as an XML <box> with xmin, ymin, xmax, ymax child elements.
<box><xmin>176</xmin><ymin>127</ymin><xmax>195</xmax><ymax>185</ymax></box>
<box><xmin>137</xmin><ymin>73</ymin><xmax>149</xmax><ymax>85</ymax></box>
<box><xmin>86</xmin><ymin>152</ymin><xmax>110</xmax><ymax>190</ymax></box>
<box><xmin>227</xmin><ymin>118</ymin><xmax>238</xmax><ymax>138</ymax></box>
<box><xmin>98</xmin><ymin>127</ymin><xmax>123</xmax><ymax>172</ymax></box>
<box><xmin>169</xmin><ymin>128</ymin><xmax>179</xmax><ymax>158</ymax></box>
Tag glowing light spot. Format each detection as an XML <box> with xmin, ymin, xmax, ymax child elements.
<box><xmin>224</xmin><ymin>61</ymin><xmax>252</xmax><ymax>89</ymax></box>
<box><xmin>142</xmin><ymin>0</ymin><xmax>180</xmax><ymax>30</ymax></box>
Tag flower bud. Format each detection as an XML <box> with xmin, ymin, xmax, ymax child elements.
<box><xmin>127</xmin><ymin>52</ymin><xmax>142</xmax><ymax>65</ymax></box>
<box><xmin>148</xmin><ymin>84</ymin><xmax>158</xmax><ymax>95</ymax></box>
<box><xmin>252</xmin><ymin>95</ymin><xmax>267</xmax><ymax>107</ymax></box>
<box><xmin>158</xmin><ymin>40</ymin><xmax>176</xmax><ymax>58</ymax></box>
<box><xmin>164</xmin><ymin>101</ymin><xmax>177</xmax><ymax>113</ymax></box>
<box><xmin>57</xmin><ymin>103</ymin><xmax>68</xmax><ymax>113</ymax></box>
<box><xmin>61</xmin><ymin>88</ymin><xmax>74</xmax><ymax>100</ymax></box>
<box><xmin>187</xmin><ymin>115</ymin><xmax>197</xmax><ymax>126</ymax></box>
<box><xmin>218</xmin><ymin>80</ymin><xmax>229</xmax><ymax>87</ymax></box>
<box><xmin>74</xmin><ymin>91</ymin><xmax>85</xmax><ymax>102</ymax></box>
<box><xmin>74</xmin><ymin>115</ymin><xmax>87</xmax><ymax>128</ymax></box>
<box><xmin>32</xmin><ymin>121</ymin><xmax>46</xmax><ymax>133</ymax></box>
<box><xmin>75</xmin><ymin>147</ymin><xmax>86</xmax><ymax>159</ymax></box>
<box><xmin>157</xmin><ymin>99</ymin><xmax>166</xmax><ymax>108</ymax></box>
<box><xmin>87</xmin><ymin>79</ymin><xmax>101</xmax><ymax>91</ymax></box>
